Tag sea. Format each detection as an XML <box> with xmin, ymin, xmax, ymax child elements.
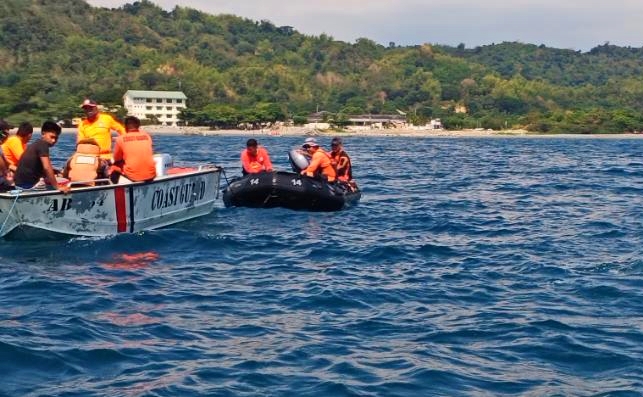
<box><xmin>1</xmin><ymin>133</ymin><xmax>642</xmax><ymax>396</ymax></box>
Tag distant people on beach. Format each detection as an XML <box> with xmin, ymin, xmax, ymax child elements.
<box><xmin>1</xmin><ymin>122</ymin><xmax>33</xmax><ymax>173</ymax></box>
<box><xmin>77</xmin><ymin>98</ymin><xmax>125</xmax><ymax>160</ymax></box>
<box><xmin>241</xmin><ymin>138</ymin><xmax>273</xmax><ymax>175</ymax></box>
<box><xmin>109</xmin><ymin>116</ymin><xmax>156</xmax><ymax>183</ymax></box>
<box><xmin>300</xmin><ymin>137</ymin><xmax>336</xmax><ymax>182</ymax></box>
<box><xmin>14</xmin><ymin>121</ymin><xmax>69</xmax><ymax>193</ymax></box>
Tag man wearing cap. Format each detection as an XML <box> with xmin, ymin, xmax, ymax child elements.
<box><xmin>300</xmin><ymin>137</ymin><xmax>336</xmax><ymax>183</ymax></box>
<box><xmin>329</xmin><ymin>137</ymin><xmax>353</xmax><ymax>183</ymax></box>
<box><xmin>241</xmin><ymin>138</ymin><xmax>273</xmax><ymax>175</ymax></box>
<box><xmin>77</xmin><ymin>99</ymin><xmax>126</xmax><ymax>160</ymax></box>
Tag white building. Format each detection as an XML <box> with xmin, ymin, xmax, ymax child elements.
<box><xmin>123</xmin><ymin>90</ymin><xmax>187</xmax><ymax>126</ymax></box>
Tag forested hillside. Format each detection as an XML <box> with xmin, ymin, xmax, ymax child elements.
<box><xmin>2</xmin><ymin>0</ymin><xmax>643</xmax><ymax>133</ymax></box>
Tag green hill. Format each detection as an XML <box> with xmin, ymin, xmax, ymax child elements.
<box><xmin>2</xmin><ymin>0</ymin><xmax>643</xmax><ymax>133</ymax></box>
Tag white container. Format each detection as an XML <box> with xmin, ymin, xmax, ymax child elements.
<box><xmin>153</xmin><ymin>153</ymin><xmax>173</xmax><ymax>176</ymax></box>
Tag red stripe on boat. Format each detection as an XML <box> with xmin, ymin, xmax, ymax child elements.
<box><xmin>115</xmin><ymin>187</ymin><xmax>127</xmax><ymax>233</ymax></box>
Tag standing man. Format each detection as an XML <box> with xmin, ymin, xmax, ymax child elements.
<box><xmin>14</xmin><ymin>121</ymin><xmax>69</xmax><ymax>193</ymax></box>
<box><xmin>110</xmin><ymin>116</ymin><xmax>156</xmax><ymax>183</ymax></box>
<box><xmin>329</xmin><ymin>137</ymin><xmax>353</xmax><ymax>182</ymax></box>
<box><xmin>241</xmin><ymin>138</ymin><xmax>273</xmax><ymax>175</ymax></box>
<box><xmin>77</xmin><ymin>98</ymin><xmax>126</xmax><ymax>160</ymax></box>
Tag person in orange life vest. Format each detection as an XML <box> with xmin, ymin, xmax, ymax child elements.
<box><xmin>0</xmin><ymin>121</ymin><xmax>13</xmax><ymax>190</ymax></box>
<box><xmin>329</xmin><ymin>137</ymin><xmax>353</xmax><ymax>182</ymax></box>
<box><xmin>14</xmin><ymin>121</ymin><xmax>70</xmax><ymax>193</ymax></box>
<box><xmin>1</xmin><ymin>122</ymin><xmax>32</xmax><ymax>173</ymax></box>
<box><xmin>300</xmin><ymin>137</ymin><xmax>336</xmax><ymax>182</ymax></box>
<box><xmin>109</xmin><ymin>116</ymin><xmax>156</xmax><ymax>184</ymax></box>
<box><xmin>62</xmin><ymin>139</ymin><xmax>109</xmax><ymax>186</ymax></box>
<box><xmin>241</xmin><ymin>138</ymin><xmax>273</xmax><ymax>175</ymax></box>
<box><xmin>77</xmin><ymin>98</ymin><xmax>126</xmax><ymax>160</ymax></box>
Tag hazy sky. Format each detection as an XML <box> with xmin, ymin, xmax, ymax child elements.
<box><xmin>86</xmin><ymin>0</ymin><xmax>643</xmax><ymax>51</ymax></box>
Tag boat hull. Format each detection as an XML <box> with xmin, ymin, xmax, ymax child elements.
<box><xmin>222</xmin><ymin>171</ymin><xmax>361</xmax><ymax>212</ymax></box>
<box><xmin>0</xmin><ymin>167</ymin><xmax>221</xmax><ymax>239</ymax></box>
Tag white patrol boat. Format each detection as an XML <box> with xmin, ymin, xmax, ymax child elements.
<box><xmin>0</xmin><ymin>155</ymin><xmax>222</xmax><ymax>239</ymax></box>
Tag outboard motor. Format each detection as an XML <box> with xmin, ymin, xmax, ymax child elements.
<box><xmin>288</xmin><ymin>149</ymin><xmax>310</xmax><ymax>173</ymax></box>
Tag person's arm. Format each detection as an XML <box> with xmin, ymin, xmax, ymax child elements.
<box><xmin>110</xmin><ymin>116</ymin><xmax>126</xmax><ymax>136</ymax></box>
<box><xmin>7</xmin><ymin>139</ymin><xmax>24</xmax><ymax>171</ymax></box>
<box><xmin>302</xmin><ymin>153</ymin><xmax>321</xmax><ymax>175</ymax></box>
<box><xmin>262</xmin><ymin>148</ymin><xmax>273</xmax><ymax>171</ymax></box>
<box><xmin>41</xmin><ymin>155</ymin><xmax>69</xmax><ymax>193</ymax></box>
<box><xmin>113</xmin><ymin>137</ymin><xmax>124</xmax><ymax>163</ymax></box>
<box><xmin>240</xmin><ymin>150</ymin><xmax>252</xmax><ymax>173</ymax></box>
<box><xmin>62</xmin><ymin>159</ymin><xmax>71</xmax><ymax>179</ymax></box>
<box><xmin>77</xmin><ymin>123</ymin><xmax>86</xmax><ymax>144</ymax></box>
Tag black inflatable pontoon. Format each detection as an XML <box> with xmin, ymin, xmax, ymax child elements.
<box><xmin>222</xmin><ymin>171</ymin><xmax>361</xmax><ymax>211</ymax></box>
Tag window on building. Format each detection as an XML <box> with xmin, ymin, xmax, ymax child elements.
<box><xmin>146</xmin><ymin>98</ymin><xmax>152</xmax><ymax>103</ymax></box>
<box><xmin>146</xmin><ymin>106</ymin><xmax>152</xmax><ymax>110</ymax></box>
<box><xmin>156</xmin><ymin>99</ymin><xmax>162</xmax><ymax>103</ymax></box>
<box><xmin>167</xmin><ymin>114</ymin><xmax>173</xmax><ymax>119</ymax></box>
<box><xmin>176</xmin><ymin>99</ymin><xmax>183</xmax><ymax>104</ymax></box>
<box><xmin>156</xmin><ymin>106</ymin><xmax>162</xmax><ymax>110</ymax></box>
<box><xmin>166</xmin><ymin>106</ymin><xmax>172</xmax><ymax>110</ymax></box>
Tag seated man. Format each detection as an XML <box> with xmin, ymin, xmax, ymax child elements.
<box><xmin>14</xmin><ymin>121</ymin><xmax>69</xmax><ymax>193</ymax></box>
<box><xmin>300</xmin><ymin>137</ymin><xmax>336</xmax><ymax>183</ymax></box>
<box><xmin>0</xmin><ymin>123</ymin><xmax>14</xmax><ymax>191</ymax></box>
<box><xmin>62</xmin><ymin>139</ymin><xmax>109</xmax><ymax>186</ymax></box>
<box><xmin>241</xmin><ymin>138</ymin><xmax>273</xmax><ymax>175</ymax></box>
<box><xmin>110</xmin><ymin>116</ymin><xmax>156</xmax><ymax>183</ymax></box>
<box><xmin>329</xmin><ymin>137</ymin><xmax>353</xmax><ymax>182</ymax></box>
<box><xmin>2</xmin><ymin>121</ymin><xmax>32</xmax><ymax>173</ymax></box>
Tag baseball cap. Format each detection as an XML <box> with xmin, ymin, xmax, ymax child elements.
<box><xmin>80</xmin><ymin>98</ymin><xmax>98</xmax><ymax>108</ymax></box>
<box><xmin>302</xmin><ymin>137</ymin><xmax>319</xmax><ymax>147</ymax></box>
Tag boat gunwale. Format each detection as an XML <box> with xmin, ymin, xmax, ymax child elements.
<box><xmin>0</xmin><ymin>167</ymin><xmax>221</xmax><ymax>199</ymax></box>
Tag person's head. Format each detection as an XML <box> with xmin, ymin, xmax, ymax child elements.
<box><xmin>302</xmin><ymin>137</ymin><xmax>319</xmax><ymax>153</ymax></box>
<box><xmin>16</xmin><ymin>122</ymin><xmax>33</xmax><ymax>143</ymax></box>
<box><xmin>246</xmin><ymin>138</ymin><xmax>258</xmax><ymax>155</ymax></box>
<box><xmin>331</xmin><ymin>137</ymin><xmax>343</xmax><ymax>152</ymax></box>
<box><xmin>124</xmin><ymin>116</ymin><xmax>141</xmax><ymax>132</ymax></box>
<box><xmin>0</xmin><ymin>119</ymin><xmax>13</xmax><ymax>144</ymax></box>
<box><xmin>41</xmin><ymin>121</ymin><xmax>62</xmax><ymax>146</ymax></box>
<box><xmin>80</xmin><ymin>98</ymin><xmax>99</xmax><ymax>120</ymax></box>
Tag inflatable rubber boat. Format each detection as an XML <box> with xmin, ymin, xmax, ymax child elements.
<box><xmin>222</xmin><ymin>150</ymin><xmax>361</xmax><ymax>211</ymax></box>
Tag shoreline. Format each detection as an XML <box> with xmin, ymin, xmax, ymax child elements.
<box><xmin>61</xmin><ymin>126</ymin><xmax>643</xmax><ymax>139</ymax></box>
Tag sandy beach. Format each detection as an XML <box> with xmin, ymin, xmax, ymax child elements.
<box><xmin>61</xmin><ymin>125</ymin><xmax>643</xmax><ymax>139</ymax></box>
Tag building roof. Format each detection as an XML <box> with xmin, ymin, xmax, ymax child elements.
<box><xmin>124</xmin><ymin>90</ymin><xmax>187</xmax><ymax>99</ymax></box>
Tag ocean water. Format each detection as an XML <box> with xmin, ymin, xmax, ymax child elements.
<box><xmin>1</xmin><ymin>133</ymin><xmax>643</xmax><ymax>396</ymax></box>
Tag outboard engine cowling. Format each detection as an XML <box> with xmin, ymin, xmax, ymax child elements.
<box><xmin>288</xmin><ymin>149</ymin><xmax>310</xmax><ymax>173</ymax></box>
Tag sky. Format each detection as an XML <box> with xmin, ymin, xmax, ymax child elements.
<box><xmin>86</xmin><ymin>0</ymin><xmax>643</xmax><ymax>51</ymax></box>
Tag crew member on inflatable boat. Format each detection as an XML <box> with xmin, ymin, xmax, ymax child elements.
<box><xmin>109</xmin><ymin>116</ymin><xmax>156</xmax><ymax>183</ymax></box>
<box><xmin>300</xmin><ymin>137</ymin><xmax>336</xmax><ymax>182</ymax></box>
<box><xmin>329</xmin><ymin>137</ymin><xmax>353</xmax><ymax>182</ymax></box>
<box><xmin>241</xmin><ymin>138</ymin><xmax>273</xmax><ymax>175</ymax></box>
<box><xmin>63</xmin><ymin>138</ymin><xmax>108</xmax><ymax>186</ymax></box>
<box><xmin>78</xmin><ymin>98</ymin><xmax>126</xmax><ymax>160</ymax></box>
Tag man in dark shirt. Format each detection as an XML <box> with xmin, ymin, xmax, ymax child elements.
<box><xmin>15</xmin><ymin>121</ymin><xmax>69</xmax><ymax>193</ymax></box>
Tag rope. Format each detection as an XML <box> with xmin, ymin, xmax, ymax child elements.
<box><xmin>0</xmin><ymin>189</ymin><xmax>22</xmax><ymax>237</ymax></box>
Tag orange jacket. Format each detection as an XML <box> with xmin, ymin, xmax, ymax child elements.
<box><xmin>241</xmin><ymin>146</ymin><xmax>273</xmax><ymax>174</ymax></box>
<box><xmin>113</xmin><ymin>130</ymin><xmax>156</xmax><ymax>181</ymax></box>
<box><xmin>78</xmin><ymin>113</ymin><xmax>126</xmax><ymax>159</ymax></box>
<box><xmin>330</xmin><ymin>149</ymin><xmax>352</xmax><ymax>182</ymax></box>
<box><xmin>303</xmin><ymin>148</ymin><xmax>336</xmax><ymax>182</ymax></box>
<box><xmin>1</xmin><ymin>135</ymin><xmax>26</xmax><ymax>169</ymax></box>
<box><xmin>64</xmin><ymin>142</ymin><xmax>102</xmax><ymax>185</ymax></box>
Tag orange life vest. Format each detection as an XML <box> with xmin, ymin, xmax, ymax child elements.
<box><xmin>67</xmin><ymin>143</ymin><xmax>101</xmax><ymax>185</ymax></box>
<box><xmin>304</xmin><ymin>148</ymin><xmax>336</xmax><ymax>182</ymax></box>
